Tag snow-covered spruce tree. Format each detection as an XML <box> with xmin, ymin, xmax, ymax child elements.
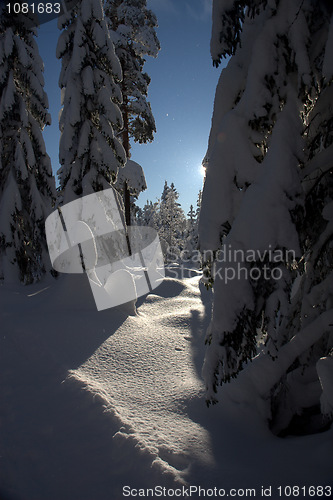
<box><xmin>196</xmin><ymin>189</ymin><xmax>202</xmax><ymax>223</ymax></box>
<box><xmin>160</xmin><ymin>179</ymin><xmax>170</xmax><ymax>204</ymax></box>
<box><xmin>190</xmin><ymin>190</ymin><xmax>202</xmax><ymax>254</ymax></box>
<box><xmin>105</xmin><ymin>0</ymin><xmax>160</xmax><ymax>225</ymax></box>
<box><xmin>139</xmin><ymin>199</ymin><xmax>160</xmax><ymax>229</ymax></box>
<box><xmin>183</xmin><ymin>204</ymin><xmax>198</xmax><ymax>258</ymax></box>
<box><xmin>0</xmin><ymin>6</ymin><xmax>56</xmax><ymax>284</ymax></box>
<box><xmin>187</xmin><ymin>204</ymin><xmax>196</xmax><ymax>227</ymax></box>
<box><xmin>199</xmin><ymin>0</ymin><xmax>333</xmax><ymax>434</ymax></box>
<box><xmin>57</xmin><ymin>0</ymin><xmax>126</xmax><ymax>204</ymax></box>
<box><xmin>159</xmin><ymin>182</ymin><xmax>186</xmax><ymax>261</ymax></box>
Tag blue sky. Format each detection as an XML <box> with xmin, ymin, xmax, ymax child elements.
<box><xmin>38</xmin><ymin>0</ymin><xmax>222</xmax><ymax>214</ymax></box>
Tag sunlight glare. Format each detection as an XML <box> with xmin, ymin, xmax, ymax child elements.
<box><xmin>198</xmin><ymin>164</ymin><xmax>206</xmax><ymax>177</ymax></box>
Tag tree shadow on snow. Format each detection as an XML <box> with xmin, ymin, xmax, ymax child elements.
<box><xmin>2</xmin><ymin>273</ymin><xmax>129</xmax><ymax>372</ymax></box>
<box><xmin>189</xmin><ymin>279</ymin><xmax>213</xmax><ymax>380</ymax></box>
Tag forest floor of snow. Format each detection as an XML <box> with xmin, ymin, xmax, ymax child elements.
<box><xmin>0</xmin><ymin>264</ymin><xmax>332</xmax><ymax>500</ymax></box>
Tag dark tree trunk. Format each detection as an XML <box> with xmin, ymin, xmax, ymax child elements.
<box><xmin>121</xmin><ymin>90</ymin><xmax>132</xmax><ymax>255</ymax></box>
<box><xmin>122</xmin><ymin>91</ymin><xmax>131</xmax><ymax>228</ymax></box>
<box><xmin>124</xmin><ymin>180</ymin><xmax>131</xmax><ymax>227</ymax></box>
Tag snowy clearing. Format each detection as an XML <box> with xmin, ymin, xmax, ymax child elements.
<box><xmin>0</xmin><ymin>268</ymin><xmax>332</xmax><ymax>499</ymax></box>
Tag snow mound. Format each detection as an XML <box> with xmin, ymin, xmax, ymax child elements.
<box><xmin>115</xmin><ymin>159</ymin><xmax>147</xmax><ymax>196</ymax></box>
<box><xmin>71</xmin><ymin>274</ymin><xmax>214</xmax><ymax>483</ymax></box>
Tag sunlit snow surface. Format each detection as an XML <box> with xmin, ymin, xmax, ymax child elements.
<box><xmin>72</xmin><ymin>275</ymin><xmax>215</xmax><ymax>477</ymax></box>
<box><xmin>0</xmin><ymin>269</ymin><xmax>332</xmax><ymax>499</ymax></box>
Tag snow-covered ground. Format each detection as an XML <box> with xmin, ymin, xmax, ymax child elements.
<box><xmin>1</xmin><ymin>266</ymin><xmax>332</xmax><ymax>500</ymax></box>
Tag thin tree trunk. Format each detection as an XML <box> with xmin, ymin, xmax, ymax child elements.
<box><xmin>122</xmin><ymin>90</ymin><xmax>131</xmax><ymax>228</ymax></box>
<box><xmin>124</xmin><ymin>180</ymin><xmax>131</xmax><ymax>227</ymax></box>
<box><xmin>122</xmin><ymin>90</ymin><xmax>131</xmax><ymax>255</ymax></box>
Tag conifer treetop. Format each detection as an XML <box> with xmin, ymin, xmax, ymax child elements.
<box><xmin>57</xmin><ymin>0</ymin><xmax>126</xmax><ymax>203</ymax></box>
<box><xmin>105</xmin><ymin>0</ymin><xmax>160</xmax><ymax>145</ymax></box>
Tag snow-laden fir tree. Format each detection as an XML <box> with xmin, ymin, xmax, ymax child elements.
<box><xmin>183</xmin><ymin>205</ymin><xmax>197</xmax><ymax>259</ymax></box>
<box><xmin>57</xmin><ymin>0</ymin><xmax>126</xmax><ymax>203</ymax></box>
<box><xmin>138</xmin><ymin>199</ymin><xmax>159</xmax><ymax>229</ymax></box>
<box><xmin>199</xmin><ymin>0</ymin><xmax>333</xmax><ymax>434</ymax></box>
<box><xmin>105</xmin><ymin>0</ymin><xmax>159</xmax><ymax>145</ymax></box>
<box><xmin>187</xmin><ymin>204</ymin><xmax>196</xmax><ymax>228</ymax></box>
<box><xmin>183</xmin><ymin>199</ymin><xmax>200</xmax><ymax>258</ymax></box>
<box><xmin>191</xmin><ymin>190</ymin><xmax>202</xmax><ymax>253</ymax></box>
<box><xmin>160</xmin><ymin>180</ymin><xmax>169</xmax><ymax>204</ymax></box>
<box><xmin>196</xmin><ymin>189</ymin><xmax>202</xmax><ymax>222</ymax></box>
<box><xmin>159</xmin><ymin>182</ymin><xmax>186</xmax><ymax>260</ymax></box>
<box><xmin>0</xmin><ymin>6</ymin><xmax>56</xmax><ymax>284</ymax></box>
<box><xmin>105</xmin><ymin>0</ymin><xmax>160</xmax><ymax>225</ymax></box>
